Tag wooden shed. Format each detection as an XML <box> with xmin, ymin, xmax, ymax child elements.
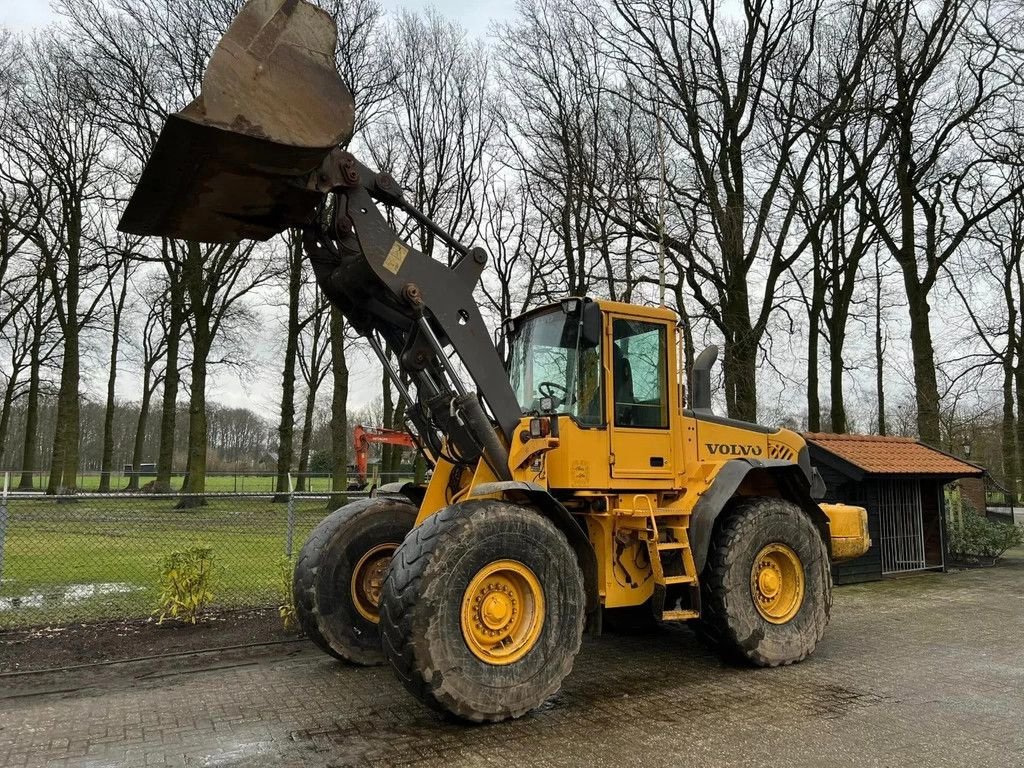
<box><xmin>804</xmin><ymin>433</ymin><xmax>984</xmax><ymax>584</ymax></box>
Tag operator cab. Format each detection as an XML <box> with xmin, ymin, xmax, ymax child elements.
<box><xmin>506</xmin><ymin>297</ymin><xmax>679</xmax><ymax>483</ymax></box>
<box><xmin>506</xmin><ymin>297</ymin><xmax>674</xmax><ymax>430</ymax></box>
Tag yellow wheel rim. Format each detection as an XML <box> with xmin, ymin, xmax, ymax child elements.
<box><xmin>461</xmin><ymin>559</ymin><xmax>544</xmax><ymax>665</ymax></box>
<box><xmin>751</xmin><ymin>543</ymin><xmax>805</xmax><ymax>624</ymax></box>
<box><xmin>350</xmin><ymin>543</ymin><xmax>398</xmax><ymax>623</ymax></box>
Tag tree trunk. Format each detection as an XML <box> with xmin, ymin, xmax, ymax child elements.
<box><xmin>388</xmin><ymin>398</ymin><xmax>407</xmax><ymax>475</ymax></box>
<box><xmin>17</xmin><ymin>314</ymin><xmax>42</xmax><ymax>490</ymax></box>
<box><xmin>807</xmin><ymin>299</ymin><xmax>822</xmax><ymax>433</ymax></box>
<box><xmin>126</xmin><ymin>372</ymin><xmax>154</xmax><ymax>491</ymax></box>
<box><xmin>295</xmin><ymin>382</ymin><xmax>317</xmax><ymax>493</ymax></box>
<box><xmin>47</xmin><ymin>321</ymin><xmax>80</xmax><ymax>494</ymax></box>
<box><xmin>274</xmin><ymin>234</ymin><xmax>302</xmax><ymax>500</ymax></box>
<box><xmin>0</xmin><ymin>375</ymin><xmax>17</xmax><ymax>466</ymax></box>
<box><xmin>827</xmin><ymin>302</ymin><xmax>850</xmax><ymax>434</ymax></box>
<box><xmin>47</xmin><ymin>220</ymin><xmax>82</xmax><ymax>495</ymax></box>
<box><xmin>46</xmin><ymin>364</ymin><xmax>68</xmax><ymax>494</ymax></box>
<box><xmin>875</xmin><ymin>251</ymin><xmax>886</xmax><ymax>436</ymax></box>
<box><xmin>177</xmin><ymin>345</ymin><xmax>209</xmax><ymax>508</ymax></box>
<box><xmin>720</xmin><ymin>265</ymin><xmax>757</xmax><ymax>422</ymax></box>
<box><xmin>902</xmin><ymin>277</ymin><xmax>939</xmax><ymax>444</ymax></box>
<box><xmin>328</xmin><ymin>306</ymin><xmax>349</xmax><ymax>509</ymax></box>
<box><xmin>98</xmin><ymin>277</ymin><xmax>127</xmax><ymax>492</ymax></box>
<box><xmin>828</xmin><ymin>337</ymin><xmax>847</xmax><ymax>434</ymax></box>
<box><xmin>380</xmin><ymin>363</ymin><xmax>394</xmax><ymax>477</ymax></box>
<box><xmin>155</xmin><ymin>269</ymin><xmax>184</xmax><ymax>493</ymax></box>
<box><xmin>1001</xmin><ymin>363</ymin><xmax>1016</xmax><ymax>492</ymax></box>
<box><xmin>178</xmin><ymin>241</ymin><xmax>210</xmax><ymax>508</ymax></box>
<box><xmin>1016</xmin><ymin>358</ymin><xmax>1024</xmax><ymax>503</ymax></box>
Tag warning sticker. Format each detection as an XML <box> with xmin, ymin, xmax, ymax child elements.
<box><xmin>383</xmin><ymin>242</ymin><xmax>409</xmax><ymax>275</ymax></box>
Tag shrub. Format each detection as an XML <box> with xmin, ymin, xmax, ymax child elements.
<box><xmin>278</xmin><ymin>556</ymin><xmax>300</xmax><ymax>634</ymax></box>
<box><xmin>155</xmin><ymin>546</ymin><xmax>217</xmax><ymax>624</ymax></box>
<box><xmin>947</xmin><ymin>513</ymin><xmax>1024</xmax><ymax>562</ymax></box>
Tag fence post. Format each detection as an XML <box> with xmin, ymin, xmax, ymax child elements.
<box><xmin>0</xmin><ymin>472</ymin><xmax>9</xmax><ymax>583</ymax></box>
<box><xmin>286</xmin><ymin>472</ymin><xmax>296</xmax><ymax>559</ymax></box>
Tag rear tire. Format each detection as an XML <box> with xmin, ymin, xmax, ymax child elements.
<box><xmin>293</xmin><ymin>497</ymin><xmax>417</xmax><ymax>665</ymax></box>
<box><xmin>379</xmin><ymin>499</ymin><xmax>585</xmax><ymax>722</ymax></box>
<box><xmin>696</xmin><ymin>496</ymin><xmax>831</xmax><ymax>667</ymax></box>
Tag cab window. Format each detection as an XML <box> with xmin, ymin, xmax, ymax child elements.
<box><xmin>612</xmin><ymin>319</ymin><xmax>667</xmax><ymax>428</ymax></box>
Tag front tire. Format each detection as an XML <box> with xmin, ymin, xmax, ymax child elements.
<box><xmin>379</xmin><ymin>500</ymin><xmax>585</xmax><ymax>722</ymax></box>
<box><xmin>696</xmin><ymin>496</ymin><xmax>831</xmax><ymax>667</ymax></box>
<box><xmin>293</xmin><ymin>497</ymin><xmax>417</xmax><ymax>665</ymax></box>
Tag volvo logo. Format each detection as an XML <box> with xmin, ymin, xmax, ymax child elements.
<box><xmin>705</xmin><ymin>443</ymin><xmax>763</xmax><ymax>457</ymax></box>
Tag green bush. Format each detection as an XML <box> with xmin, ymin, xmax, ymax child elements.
<box><xmin>948</xmin><ymin>513</ymin><xmax>1024</xmax><ymax>562</ymax></box>
<box><xmin>155</xmin><ymin>546</ymin><xmax>217</xmax><ymax>624</ymax></box>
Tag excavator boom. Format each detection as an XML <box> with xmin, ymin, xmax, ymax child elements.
<box><xmin>352</xmin><ymin>424</ymin><xmax>418</xmax><ymax>483</ymax></box>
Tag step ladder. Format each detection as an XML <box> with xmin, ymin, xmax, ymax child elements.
<box><xmin>641</xmin><ymin>511</ymin><xmax>700</xmax><ymax>622</ymax></box>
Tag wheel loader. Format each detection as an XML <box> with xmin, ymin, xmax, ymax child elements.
<box><xmin>119</xmin><ymin>0</ymin><xmax>871</xmax><ymax>723</ymax></box>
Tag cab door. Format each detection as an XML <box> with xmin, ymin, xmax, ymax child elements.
<box><xmin>607</xmin><ymin>314</ymin><xmax>675</xmax><ymax>478</ymax></box>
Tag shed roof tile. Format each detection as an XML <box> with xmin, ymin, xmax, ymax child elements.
<box><xmin>803</xmin><ymin>432</ymin><xmax>984</xmax><ymax>477</ymax></box>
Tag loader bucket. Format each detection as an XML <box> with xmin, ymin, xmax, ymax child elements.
<box><xmin>119</xmin><ymin>0</ymin><xmax>354</xmax><ymax>243</ymax></box>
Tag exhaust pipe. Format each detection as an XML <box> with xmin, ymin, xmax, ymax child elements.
<box><xmin>119</xmin><ymin>0</ymin><xmax>355</xmax><ymax>243</ymax></box>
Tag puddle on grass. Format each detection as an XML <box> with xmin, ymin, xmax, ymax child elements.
<box><xmin>0</xmin><ymin>582</ymin><xmax>140</xmax><ymax>611</ymax></box>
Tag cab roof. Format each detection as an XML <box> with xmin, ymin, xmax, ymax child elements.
<box><xmin>507</xmin><ymin>297</ymin><xmax>679</xmax><ymax>329</ymax></box>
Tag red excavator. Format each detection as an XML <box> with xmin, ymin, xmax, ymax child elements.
<box><xmin>350</xmin><ymin>424</ymin><xmax>417</xmax><ymax>490</ymax></box>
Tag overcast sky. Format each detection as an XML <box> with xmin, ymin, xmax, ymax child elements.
<box><xmin>0</xmin><ymin>0</ymin><xmax>517</xmax><ymax>34</ymax></box>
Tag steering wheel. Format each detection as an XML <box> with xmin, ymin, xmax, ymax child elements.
<box><xmin>538</xmin><ymin>381</ymin><xmax>568</xmax><ymax>399</ymax></box>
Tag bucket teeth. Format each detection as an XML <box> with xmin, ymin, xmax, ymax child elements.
<box><xmin>119</xmin><ymin>0</ymin><xmax>355</xmax><ymax>243</ymax></box>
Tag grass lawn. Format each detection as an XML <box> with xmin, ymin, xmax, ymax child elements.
<box><xmin>0</xmin><ymin>495</ymin><xmax>344</xmax><ymax>629</ymax></box>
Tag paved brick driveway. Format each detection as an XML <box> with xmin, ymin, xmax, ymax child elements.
<box><xmin>2</xmin><ymin>555</ymin><xmax>1022</xmax><ymax>768</ymax></box>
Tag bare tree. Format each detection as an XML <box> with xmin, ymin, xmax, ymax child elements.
<box><xmin>366</xmin><ymin>9</ymin><xmax>495</xmax><ymax>263</ymax></box>
<box><xmin>605</xmin><ymin>0</ymin><xmax>880</xmax><ymax>421</ymax></box>
<box><xmin>274</xmin><ymin>233</ymin><xmax>304</xmax><ymax>499</ymax></box>
<box><xmin>476</xmin><ymin>164</ymin><xmax>562</xmax><ymax>352</ymax></box>
<box><xmin>97</xmin><ymin>232</ymin><xmax>140</xmax><ymax>491</ymax></box>
<box><xmin>495</xmin><ymin>0</ymin><xmax>621</xmax><ymax>299</ymax></box>
<box><xmin>946</xmin><ymin>188</ymin><xmax>1024</xmax><ymax>494</ymax></box>
<box><xmin>295</xmin><ymin>285</ymin><xmax>332</xmax><ymax>492</ymax></box>
<box><xmin>328</xmin><ymin>305</ymin><xmax>349</xmax><ymax>508</ymax></box>
<box><xmin>1</xmin><ymin>37</ymin><xmax>112</xmax><ymax>493</ymax></box>
<box><xmin>124</xmin><ymin>272</ymin><xmax>170</xmax><ymax>490</ymax></box>
<box><xmin>177</xmin><ymin>238</ymin><xmax>269</xmax><ymax>506</ymax></box>
<box><xmin>847</xmin><ymin>0</ymin><xmax>1024</xmax><ymax>444</ymax></box>
<box><xmin>14</xmin><ymin>272</ymin><xmax>62</xmax><ymax>488</ymax></box>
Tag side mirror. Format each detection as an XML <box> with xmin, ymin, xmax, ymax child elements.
<box><xmin>690</xmin><ymin>345</ymin><xmax>718</xmax><ymax>413</ymax></box>
<box><xmin>581</xmin><ymin>301</ymin><xmax>601</xmax><ymax>349</ymax></box>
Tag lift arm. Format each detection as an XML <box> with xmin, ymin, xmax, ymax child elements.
<box><xmin>117</xmin><ymin>0</ymin><xmax>521</xmax><ymax>480</ymax></box>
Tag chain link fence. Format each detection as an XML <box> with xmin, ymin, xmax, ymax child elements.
<box><xmin>0</xmin><ymin>475</ymin><xmax>372</xmax><ymax>630</ymax></box>
<box><xmin>9</xmin><ymin>469</ymin><xmax>345</xmax><ymax>494</ymax></box>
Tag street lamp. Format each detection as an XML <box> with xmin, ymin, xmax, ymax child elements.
<box><xmin>962</xmin><ymin>442</ymin><xmax>972</xmax><ymax>459</ymax></box>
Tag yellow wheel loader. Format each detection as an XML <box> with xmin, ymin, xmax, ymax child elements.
<box><xmin>120</xmin><ymin>0</ymin><xmax>871</xmax><ymax>723</ymax></box>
